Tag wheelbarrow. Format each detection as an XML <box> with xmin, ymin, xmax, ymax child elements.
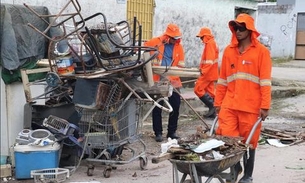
<box><xmin>169</xmin><ymin>117</ymin><xmax>262</xmax><ymax>183</ymax></box>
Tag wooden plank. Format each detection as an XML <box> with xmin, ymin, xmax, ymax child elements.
<box><xmin>152</xmin><ymin>66</ymin><xmax>200</xmax><ymax>78</ymax></box>
<box><xmin>20</xmin><ymin>69</ymin><xmax>32</xmax><ymax>103</ymax></box>
<box><xmin>25</xmin><ymin>67</ymin><xmax>50</xmax><ymax>74</ymax></box>
<box><xmin>167</xmin><ymin>147</ymin><xmax>192</xmax><ymax>154</ymax></box>
<box><xmin>151</xmin><ymin>153</ymin><xmax>175</xmax><ymax>164</ymax></box>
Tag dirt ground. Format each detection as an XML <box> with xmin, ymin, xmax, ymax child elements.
<box><xmin>62</xmin><ymin>113</ymin><xmax>305</xmax><ymax>183</ymax></box>
<box><xmin>6</xmin><ymin>94</ymin><xmax>305</xmax><ymax>183</ymax></box>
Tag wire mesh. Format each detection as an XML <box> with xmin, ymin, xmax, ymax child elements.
<box><xmin>77</xmin><ymin>99</ymin><xmax>142</xmax><ymax>149</ymax></box>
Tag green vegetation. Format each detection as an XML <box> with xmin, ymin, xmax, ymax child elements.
<box><xmin>271</xmin><ymin>56</ymin><xmax>293</xmax><ymax>66</ymax></box>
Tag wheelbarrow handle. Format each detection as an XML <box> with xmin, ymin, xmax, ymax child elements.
<box><xmin>245</xmin><ymin>117</ymin><xmax>262</xmax><ymax>145</ymax></box>
<box><xmin>209</xmin><ymin>116</ymin><xmax>262</xmax><ymax>145</ymax></box>
<box><xmin>209</xmin><ymin>116</ymin><xmax>218</xmax><ymax>136</ymax></box>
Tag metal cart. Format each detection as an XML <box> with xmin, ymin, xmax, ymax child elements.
<box><xmin>74</xmin><ymin>77</ymin><xmax>173</xmax><ymax>178</ymax></box>
<box><xmin>169</xmin><ymin>117</ymin><xmax>262</xmax><ymax>183</ymax></box>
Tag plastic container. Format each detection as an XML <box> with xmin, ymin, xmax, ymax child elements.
<box><xmin>56</xmin><ymin>57</ymin><xmax>74</xmax><ymax>75</ymax></box>
<box><xmin>14</xmin><ymin>143</ymin><xmax>60</xmax><ymax>179</ymax></box>
<box><xmin>31</xmin><ymin>168</ymin><xmax>69</xmax><ymax>183</ymax></box>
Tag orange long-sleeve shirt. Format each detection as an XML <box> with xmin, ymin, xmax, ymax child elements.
<box><xmin>214</xmin><ymin>42</ymin><xmax>272</xmax><ymax>114</ymax></box>
<box><xmin>144</xmin><ymin>36</ymin><xmax>185</xmax><ymax>88</ymax></box>
<box><xmin>199</xmin><ymin>37</ymin><xmax>219</xmax><ymax>81</ymax></box>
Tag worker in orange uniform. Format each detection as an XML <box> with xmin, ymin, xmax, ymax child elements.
<box><xmin>194</xmin><ymin>27</ymin><xmax>219</xmax><ymax>118</ymax></box>
<box><xmin>144</xmin><ymin>23</ymin><xmax>185</xmax><ymax>142</ymax></box>
<box><xmin>214</xmin><ymin>14</ymin><xmax>272</xmax><ymax>183</ymax></box>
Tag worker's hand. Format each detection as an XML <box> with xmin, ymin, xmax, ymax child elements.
<box><xmin>215</xmin><ymin>107</ymin><xmax>221</xmax><ymax>115</ymax></box>
<box><xmin>260</xmin><ymin>109</ymin><xmax>269</xmax><ymax>121</ymax></box>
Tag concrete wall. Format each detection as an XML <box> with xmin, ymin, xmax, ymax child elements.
<box><xmin>153</xmin><ymin>0</ymin><xmax>257</xmax><ymax>67</ymax></box>
<box><xmin>256</xmin><ymin>0</ymin><xmax>305</xmax><ymax>58</ymax></box>
<box><xmin>256</xmin><ymin>3</ymin><xmax>297</xmax><ymax>58</ymax></box>
<box><xmin>0</xmin><ymin>68</ymin><xmax>9</xmax><ymax>155</ymax></box>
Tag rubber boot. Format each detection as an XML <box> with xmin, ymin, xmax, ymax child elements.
<box><xmin>200</xmin><ymin>93</ymin><xmax>216</xmax><ymax>117</ymax></box>
<box><xmin>239</xmin><ymin>149</ymin><xmax>255</xmax><ymax>183</ymax></box>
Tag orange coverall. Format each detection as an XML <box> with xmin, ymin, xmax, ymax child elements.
<box><xmin>215</xmin><ymin>16</ymin><xmax>272</xmax><ymax>148</ymax></box>
<box><xmin>194</xmin><ymin>28</ymin><xmax>219</xmax><ymax>98</ymax></box>
<box><xmin>144</xmin><ymin>35</ymin><xmax>185</xmax><ymax>88</ymax></box>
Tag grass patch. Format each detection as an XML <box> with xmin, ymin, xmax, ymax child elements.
<box><xmin>272</xmin><ymin>57</ymin><xmax>293</xmax><ymax>66</ymax></box>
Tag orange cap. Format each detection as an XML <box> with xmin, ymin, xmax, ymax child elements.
<box><xmin>164</xmin><ymin>23</ymin><xmax>182</xmax><ymax>39</ymax></box>
<box><xmin>196</xmin><ymin>27</ymin><xmax>212</xmax><ymax>37</ymax></box>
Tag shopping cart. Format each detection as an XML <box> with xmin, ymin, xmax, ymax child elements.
<box><xmin>169</xmin><ymin>117</ymin><xmax>262</xmax><ymax>183</ymax></box>
<box><xmin>76</xmin><ymin>96</ymin><xmax>146</xmax><ymax>178</ymax></box>
<box><xmin>73</xmin><ymin>74</ymin><xmax>174</xmax><ymax>178</ymax></box>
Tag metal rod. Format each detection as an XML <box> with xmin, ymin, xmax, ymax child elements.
<box><xmin>173</xmin><ymin>87</ymin><xmax>210</xmax><ymax>130</ymax></box>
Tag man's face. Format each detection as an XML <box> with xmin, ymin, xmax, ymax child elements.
<box><xmin>169</xmin><ymin>37</ymin><xmax>179</xmax><ymax>44</ymax></box>
<box><xmin>233</xmin><ymin>23</ymin><xmax>251</xmax><ymax>41</ymax></box>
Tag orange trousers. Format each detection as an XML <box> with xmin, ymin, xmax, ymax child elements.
<box><xmin>194</xmin><ymin>78</ymin><xmax>215</xmax><ymax>98</ymax></box>
<box><xmin>216</xmin><ymin>108</ymin><xmax>262</xmax><ymax>148</ymax></box>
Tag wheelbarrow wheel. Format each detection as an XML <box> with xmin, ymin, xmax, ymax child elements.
<box><xmin>103</xmin><ymin>166</ymin><xmax>112</xmax><ymax>178</ymax></box>
<box><xmin>139</xmin><ymin>156</ymin><xmax>148</xmax><ymax>170</ymax></box>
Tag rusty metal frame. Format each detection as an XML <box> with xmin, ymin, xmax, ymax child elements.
<box><xmin>24</xmin><ymin>0</ymin><xmax>85</xmax><ymax>42</ymax></box>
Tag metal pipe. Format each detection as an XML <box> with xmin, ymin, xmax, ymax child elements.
<box><xmin>173</xmin><ymin>87</ymin><xmax>210</xmax><ymax>130</ymax></box>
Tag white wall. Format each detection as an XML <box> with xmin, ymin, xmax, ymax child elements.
<box><xmin>0</xmin><ymin>68</ymin><xmax>9</xmax><ymax>155</ymax></box>
<box><xmin>256</xmin><ymin>3</ymin><xmax>297</xmax><ymax>58</ymax></box>
<box><xmin>295</xmin><ymin>0</ymin><xmax>305</xmax><ymax>12</ymax></box>
<box><xmin>256</xmin><ymin>0</ymin><xmax>305</xmax><ymax>58</ymax></box>
<box><xmin>153</xmin><ymin>0</ymin><xmax>257</xmax><ymax>67</ymax></box>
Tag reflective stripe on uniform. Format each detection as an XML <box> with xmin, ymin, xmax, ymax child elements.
<box><xmin>224</xmin><ymin>72</ymin><xmax>272</xmax><ymax>86</ymax></box>
<box><xmin>217</xmin><ymin>78</ymin><xmax>227</xmax><ymax>86</ymax></box>
<box><xmin>227</xmin><ymin>72</ymin><xmax>259</xmax><ymax>84</ymax></box>
<box><xmin>260</xmin><ymin>79</ymin><xmax>272</xmax><ymax>86</ymax></box>
<box><xmin>200</xmin><ymin>59</ymin><xmax>218</xmax><ymax>65</ymax></box>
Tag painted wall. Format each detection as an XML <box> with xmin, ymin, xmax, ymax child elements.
<box><xmin>256</xmin><ymin>0</ymin><xmax>305</xmax><ymax>58</ymax></box>
<box><xmin>256</xmin><ymin>3</ymin><xmax>297</xmax><ymax>58</ymax></box>
<box><xmin>153</xmin><ymin>0</ymin><xmax>257</xmax><ymax>67</ymax></box>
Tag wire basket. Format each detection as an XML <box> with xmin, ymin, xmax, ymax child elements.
<box><xmin>77</xmin><ymin>99</ymin><xmax>142</xmax><ymax>149</ymax></box>
<box><xmin>31</xmin><ymin>168</ymin><xmax>69</xmax><ymax>183</ymax></box>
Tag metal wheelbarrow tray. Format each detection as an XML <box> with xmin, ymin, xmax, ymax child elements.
<box><xmin>169</xmin><ymin>150</ymin><xmax>244</xmax><ymax>177</ymax></box>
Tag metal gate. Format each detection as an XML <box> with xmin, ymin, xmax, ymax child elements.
<box><xmin>127</xmin><ymin>0</ymin><xmax>155</xmax><ymax>41</ymax></box>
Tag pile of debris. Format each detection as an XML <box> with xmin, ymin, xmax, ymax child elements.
<box><xmin>261</xmin><ymin>127</ymin><xmax>305</xmax><ymax>146</ymax></box>
<box><xmin>152</xmin><ymin>127</ymin><xmax>247</xmax><ymax>164</ymax></box>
